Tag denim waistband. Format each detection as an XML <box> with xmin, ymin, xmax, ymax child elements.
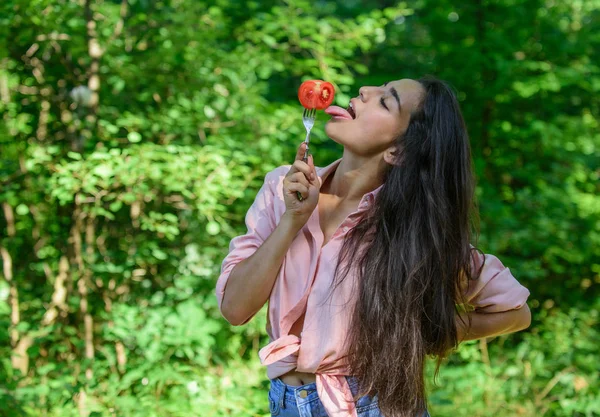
<box><xmin>269</xmin><ymin>375</ymin><xmax>364</xmax><ymax>405</ymax></box>
<box><xmin>270</xmin><ymin>377</ymin><xmax>430</xmax><ymax>416</ymax></box>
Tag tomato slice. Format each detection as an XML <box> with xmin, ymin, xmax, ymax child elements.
<box><xmin>298</xmin><ymin>80</ymin><xmax>335</xmax><ymax>110</ymax></box>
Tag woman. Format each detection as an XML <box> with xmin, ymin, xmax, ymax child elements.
<box><xmin>215</xmin><ymin>76</ymin><xmax>532</xmax><ymax>417</ymax></box>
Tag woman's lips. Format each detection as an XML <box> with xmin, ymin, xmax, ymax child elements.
<box><xmin>324</xmin><ymin>105</ymin><xmax>353</xmax><ymax>120</ymax></box>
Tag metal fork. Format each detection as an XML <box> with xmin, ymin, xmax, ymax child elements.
<box><xmin>297</xmin><ymin>108</ymin><xmax>316</xmax><ymax>201</ymax></box>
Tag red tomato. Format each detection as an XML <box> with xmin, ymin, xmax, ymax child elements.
<box><xmin>298</xmin><ymin>80</ymin><xmax>335</xmax><ymax>110</ymax></box>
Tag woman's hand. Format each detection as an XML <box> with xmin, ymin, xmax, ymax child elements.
<box><xmin>282</xmin><ymin>142</ymin><xmax>320</xmax><ymax>226</ymax></box>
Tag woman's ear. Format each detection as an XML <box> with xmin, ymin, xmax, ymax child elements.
<box><xmin>383</xmin><ymin>145</ymin><xmax>403</xmax><ymax>166</ymax></box>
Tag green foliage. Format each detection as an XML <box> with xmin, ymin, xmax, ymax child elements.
<box><xmin>0</xmin><ymin>0</ymin><xmax>598</xmax><ymax>416</ymax></box>
<box><xmin>428</xmin><ymin>300</ymin><xmax>600</xmax><ymax>416</ymax></box>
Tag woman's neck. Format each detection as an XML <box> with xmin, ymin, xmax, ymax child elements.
<box><xmin>323</xmin><ymin>154</ymin><xmax>386</xmax><ymax>202</ymax></box>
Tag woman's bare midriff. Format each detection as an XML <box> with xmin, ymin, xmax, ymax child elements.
<box><xmin>280</xmin><ymin>369</ymin><xmax>317</xmax><ymax>386</ymax></box>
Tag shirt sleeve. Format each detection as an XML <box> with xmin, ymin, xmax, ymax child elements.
<box><xmin>215</xmin><ymin>166</ymin><xmax>282</xmax><ymax>323</ymax></box>
<box><xmin>462</xmin><ymin>245</ymin><xmax>531</xmax><ymax>314</ymax></box>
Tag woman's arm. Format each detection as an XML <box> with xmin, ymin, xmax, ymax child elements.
<box><xmin>220</xmin><ymin>213</ymin><xmax>303</xmax><ymax>326</ymax></box>
<box><xmin>455</xmin><ymin>304</ymin><xmax>532</xmax><ymax>342</ymax></box>
<box><xmin>217</xmin><ymin>144</ymin><xmax>319</xmax><ymax>326</ymax></box>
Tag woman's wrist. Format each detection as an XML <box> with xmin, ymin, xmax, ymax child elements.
<box><xmin>281</xmin><ymin>211</ymin><xmax>310</xmax><ymax>232</ymax></box>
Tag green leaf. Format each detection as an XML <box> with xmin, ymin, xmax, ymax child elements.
<box><xmin>127</xmin><ymin>132</ymin><xmax>142</xmax><ymax>143</ymax></box>
<box><xmin>206</xmin><ymin>221</ymin><xmax>220</xmax><ymax>235</ymax></box>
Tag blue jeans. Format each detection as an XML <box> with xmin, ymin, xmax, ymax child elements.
<box><xmin>268</xmin><ymin>376</ymin><xmax>431</xmax><ymax>417</ymax></box>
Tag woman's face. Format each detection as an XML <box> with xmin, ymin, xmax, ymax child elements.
<box><xmin>325</xmin><ymin>78</ymin><xmax>425</xmax><ymax>158</ymax></box>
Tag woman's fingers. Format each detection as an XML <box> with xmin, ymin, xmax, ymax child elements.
<box><xmin>282</xmin><ymin>142</ymin><xmax>320</xmax><ymax>215</ymax></box>
<box><xmin>287</xmin><ymin>182</ymin><xmax>309</xmax><ymax>200</ymax></box>
<box><xmin>295</xmin><ymin>142</ymin><xmax>307</xmax><ymax>161</ymax></box>
<box><xmin>292</xmin><ymin>160</ymin><xmax>314</xmax><ymax>181</ymax></box>
<box><xmin>308</xmin><ymin>154</ymin><xmax>318</xmax><ymax>185</ymax></box>
<box><xmin>286</xmin><ymin>142</ymin><xmax>315</xmax><ymax>185</ymax></box>
<box><xmin>288</xmin><ymin>171</ymin><xmax>310</xmax><ymax>187</ymax></box>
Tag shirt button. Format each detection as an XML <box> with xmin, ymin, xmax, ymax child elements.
<box><xmin>299</xmin><ymin>389</ymin><xmax>308</xmax><ymax>398</ymax></box>
<box><xmin>343</xmin><ymin>226</ymin><xmax>349</xmax><ymax>232</ymax></box>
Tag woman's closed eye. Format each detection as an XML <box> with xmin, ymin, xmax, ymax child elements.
<box><xmin>380</xmin><ymin>96</ymin><xmax>389</xmax><ymax>111</ymax></box>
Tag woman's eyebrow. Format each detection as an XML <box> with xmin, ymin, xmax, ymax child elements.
<box><xmin>390</xmin><ymin>87</ymin><xmax>401</xmax><ymax>111</ymax></box>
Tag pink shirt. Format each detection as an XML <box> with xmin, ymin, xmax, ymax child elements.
<box><xmin>215</xmin><ymin>157</ymin><xmax>531</xmax><ymax>417</ymax></box>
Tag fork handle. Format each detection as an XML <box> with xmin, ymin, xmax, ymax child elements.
<box><xmin>297</xmin><ymin>145</ymin><xmax>309</xmax><ymax>201</ymax></box>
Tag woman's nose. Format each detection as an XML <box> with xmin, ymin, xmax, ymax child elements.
<box><xmin>359</xmin><ymin>86</ymin><xmax>368</xmax><ymax>101</ymax></box>
<box><xmin>359</xmin><ymin>86</ymin><xmax>380</xmax><ymax>101</ymax></box>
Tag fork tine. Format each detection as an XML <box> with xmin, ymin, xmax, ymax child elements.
<box><xmin>302</xmin><ymin>108</ymin><xmax>317</xmax><ymax>124</ymax></box>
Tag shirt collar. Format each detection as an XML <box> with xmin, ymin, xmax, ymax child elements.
<box><xmin>316</xmin><ymin>157</ymin><xmax>384</xmax><ymax>205</ymax></box>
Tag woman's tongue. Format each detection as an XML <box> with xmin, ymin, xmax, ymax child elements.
<box><xmin>325</xmin><ymin>105</ymin><xmax>353</xmax><ymax>120</ymax></box>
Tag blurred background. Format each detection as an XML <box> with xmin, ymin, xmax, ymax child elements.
<box><xmin>0</xmin><ymin>0</ymin><xmax>599</xmax><ymax>416</ymax></box>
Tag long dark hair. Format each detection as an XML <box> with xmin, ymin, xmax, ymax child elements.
<box><xmin>323</xmin><ymin>76</ymin><xmax>485</xmax><ymax>416</ymax></box>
